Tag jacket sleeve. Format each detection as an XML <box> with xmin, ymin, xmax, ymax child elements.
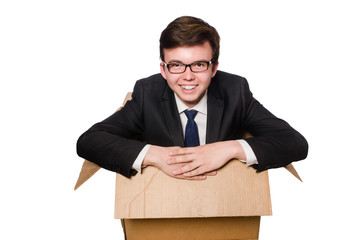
<box><xmin>240</xmin><ymin>79</ymin><xmax>308</xmax><ymax>171</ymax></box>
<box><xmin>76</xmin><ymin>80</ymin><xmax>147</xmax><ymax>178</ymax></box>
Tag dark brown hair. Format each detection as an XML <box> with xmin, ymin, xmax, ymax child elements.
<box><xmin>159</xmin><ymin>16</ymin><xmax>220</xmax><ymax>62</ymax></box>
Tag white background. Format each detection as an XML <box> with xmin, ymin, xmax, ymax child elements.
<box><xmin>1</xmin><ymin>0</ymin><xmax>361</xmax><ymax>239</ymax></box>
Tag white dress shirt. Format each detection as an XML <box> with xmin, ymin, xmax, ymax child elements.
<box><xmin>132</xmin><ymin>93</ymin><xmax>258</xmax><ymax>172</ymax></box>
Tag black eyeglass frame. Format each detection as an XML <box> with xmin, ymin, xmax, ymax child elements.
<box><xmin>162</xmin><ymin>59</ymin><xmax>215</xmax><ymax>74</ymax></box>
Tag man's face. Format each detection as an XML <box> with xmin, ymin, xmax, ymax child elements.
<box><xmin>160</xmin><ymin>42</ymin><xmax>218</xmax><ymax>108</ymax></box>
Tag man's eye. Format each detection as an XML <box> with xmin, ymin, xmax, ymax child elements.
<box><xmin>170</xmin><ymin>63</ymin><xmax>182</xmax><ymax>68</ymax></box>
<box><xmin>194</xmin><ymin>62</ymin><xmax>206</xmax><ymax>67</ymax></box>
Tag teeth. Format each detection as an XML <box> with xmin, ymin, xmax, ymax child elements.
<box><xmin>181</xmin><ymin>85</ymin><xmax>196</xmax><ymax>90</ymax></box>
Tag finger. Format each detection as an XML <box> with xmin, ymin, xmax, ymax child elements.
<box><xmin>183</xmin><ymin>166</ymin><xmax>206</xmax><ymax>177</ymax></box>
<box><xmin>186</xmin><ymin>175</ymin><xmax>207</xmax><ymax>180</ymax></box>
<box><xmin>172</xmin><ymin>173</ymin><xmax>206</xmax><ymax>180</ymax></box>
<box><xmin>172</xmin><ymin>163</ymin><xmax>198</xmax><ymax>175</ymax></box>
<box><xmin>169</xmin><ymin>147</ymin><xmax>196</xmax><ymax>156</ymax></box>
<box><xmin>204</xmin><ymin>170</ymin><xmax>217</xmax><ymax>176</ymax></box>
<box><xmin>167</xmin><ymin>155</ymin><xmax>193</xmax><ymax>165</ymax></box>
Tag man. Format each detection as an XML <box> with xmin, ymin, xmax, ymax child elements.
<box><xmin>77</xmin><ymin>16</ymin><xmax>308</xmax><ymax>180</ymax></box>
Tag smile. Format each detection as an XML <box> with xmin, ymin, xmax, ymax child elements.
<box><xmin>180</xmin><ymin>85</ymin><xmax>197</xmax><ymax>90</ymax></box>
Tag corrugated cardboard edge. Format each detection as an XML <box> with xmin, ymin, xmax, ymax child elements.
<box><xmin>74</xmin><ymin>92</ymin><xmax>302</xmax><ymax>190</ymax></box>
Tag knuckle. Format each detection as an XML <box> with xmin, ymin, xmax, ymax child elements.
<box><xmin>186</xmin><ymin>164</ymin><xmax>195</xmax><ymax>171</ymax></box>
<box><xmin>191</xmin><ymin>169</ymin><xmax>200</xmax><ymax>175</ymax></box>
<box><xmin>181</xmin><ymin>165</ymin><xmax>190</xmax><ymax>173</ymax></box>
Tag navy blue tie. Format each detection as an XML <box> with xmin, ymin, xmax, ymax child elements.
<box><xmin>184</xmin><ymin>110</ymin><xmax>200</xmax><ymax>147</ymax></box>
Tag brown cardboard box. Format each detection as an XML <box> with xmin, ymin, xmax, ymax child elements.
<box><xmin>76</xmin><ymin>160</ymin><xmax>271</xmax><ymax>240</ymax></box>
<box><xmin>74</xmin><ymin>92</ymin><xmax>301</xmax><ymax>240</ymax></box>
<box><xmin>115</xmin><ymin>160</ymin><xmax>271</xmax><ymax>219</ymax></box>
<box><xmin>116</xmin><ymin>160</ymin><xmax>271</xmax><ymax>240</ymax></box>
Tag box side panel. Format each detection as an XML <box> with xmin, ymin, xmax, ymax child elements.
<box><xmin>115</xmin><ymin>160</ymin><xmax>272</xmax><ymax>219</ymax></box>
<box><xmin>123</xmin><ymin>216</ymin><xmax>260</xmax><ymax>240</ymax></box>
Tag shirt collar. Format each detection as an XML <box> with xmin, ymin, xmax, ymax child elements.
<box><xmin>174</xmin><ymin>91</ymin><xmax>208</xmax><ymax>115</ymax></box>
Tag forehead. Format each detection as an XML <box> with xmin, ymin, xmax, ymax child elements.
<box><xmin>163</xmin><ymin>42</ymin><xmax>213</xmax><ymax>63</ymax></box>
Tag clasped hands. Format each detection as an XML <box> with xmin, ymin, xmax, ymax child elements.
<box><xmin>143</xmin><ymin>141</ymin><xmax>245</xmax><ymax>180</ymax></box>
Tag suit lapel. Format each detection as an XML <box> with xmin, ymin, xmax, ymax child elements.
<box><xmin>161</xmin><ymin>86</ymin><xmax>185</xmax><ymax>147</ymax></box>
<box><xmin>206</xmin><ymin>80</ymin><xmax>224</xmax><ymax>143</ymax></box>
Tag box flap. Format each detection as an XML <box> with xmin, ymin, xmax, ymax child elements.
<box><xmin>74</xmin><ymin>92</ymin><xmax>132</xmax><ymax>191</ymax></box>
<box><xmin>74</xmin><ymin>160</ymin><xmax>101</xmax><ymax>190</ymax></box>
<box><xmin>115</xmin><ymin>160</ymin><xmax>272</xmax><ymax>219</ymax></box>
<box><xmin>285</xmin><ymin>163</ymin><xmax>302</xmax><ymax>182</ymax></box>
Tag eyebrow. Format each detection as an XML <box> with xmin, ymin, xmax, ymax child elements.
<box><xmin>167</xmin><ymin>59</ymin><xmax>210</xmax><ymax>64</ymax></box>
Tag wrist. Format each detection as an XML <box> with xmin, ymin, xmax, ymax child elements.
<box><xmin>228</xmin><ymin>140</ymin><xmax>246</xmax><ymax>160</ymax></box>
<box><xmin>142</xmin><ymin>145</ymin><xmax>160</xmax><ymax>167</ymax></box>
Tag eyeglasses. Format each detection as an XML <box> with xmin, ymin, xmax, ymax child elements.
<box><xmin>162</xmin><ymin>60</ymin><xmax>214</xmax><ymax>74</ymax></box>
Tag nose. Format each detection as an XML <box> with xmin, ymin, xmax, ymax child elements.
<box><xmin>183</xmin><ymin>65</ymin><xmax>195</xmax><ymax>81</ymax></box>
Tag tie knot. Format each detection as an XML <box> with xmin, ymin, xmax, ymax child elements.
<box><xmin>184</xmin><ymin>110</ymin><xmax>198</xmax><ymax>120</ymax></box>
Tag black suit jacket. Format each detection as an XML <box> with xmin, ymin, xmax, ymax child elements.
<box><xmin>77</xmin><ymin>71</ymin><xmax>308</xmax><ymax>178</ymax></box>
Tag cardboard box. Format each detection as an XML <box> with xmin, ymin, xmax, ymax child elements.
<box><xmin>76</xmin><ymin>160</ymin><xmax>270</xmax><ymax>240</ymax></box>
<box><xmin>116</xmin><ymin>160</ymin><xmax>271</xmax><ymax>240</ymax></box>
<box><xmin>74</xmin><ymin>92</ymin><xmax>301</xmax><ymax>240</ymax></box>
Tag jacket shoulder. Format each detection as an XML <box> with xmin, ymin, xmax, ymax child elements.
<box><xmin>213</xmin><ymin>70</ymin><xmax>247</xmax><ymax>84</ymax></box>
<box><xmin>136</xmin><ymin>73</ymin><xmax>165</xmax><ymax>86</ymax></box>
<box><xmin>131</xmin><ymin>73</ymin><xmax>167</xmax><ymax>96</ymax></box>
<box><xmin>210</xmin><ymin>71</ymin><xmax>250</xmax><ymax>96</ymax></box>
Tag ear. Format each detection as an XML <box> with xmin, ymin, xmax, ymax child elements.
<box><xmin>160</xmin><ymin>62</ymin><xmax>167</xmax><ymax>79</ymax></box>
<box><xmin>211</xmin><ymin>61</ymin><xmax>219</xmax><ymax>78</ymax></box>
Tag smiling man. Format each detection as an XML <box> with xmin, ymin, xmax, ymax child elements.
<box><xmin>77</xmin><ymin>16</ymin><xmax>308</xmax><ymax>180</ymax></box>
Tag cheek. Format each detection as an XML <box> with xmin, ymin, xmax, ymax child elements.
<box><xmin>166</xmin><ymin>77</ymin><xmax>179</xmax><ymax>88</ymax></box>
<box><xmin>199</xmin><ymin>74</ymin><xmax>212</xmax><ymax>86</ymax></box>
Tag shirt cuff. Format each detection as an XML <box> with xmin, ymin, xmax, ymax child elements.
<box><xmin>132</xmin><ymin>144</ymin><xmax>151</xmax><ymax>173</ymax></box>
<box><xmin>236</xmin><ymin>139</ymin><xmax>258</xmax><ymax>166</ymax></box>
